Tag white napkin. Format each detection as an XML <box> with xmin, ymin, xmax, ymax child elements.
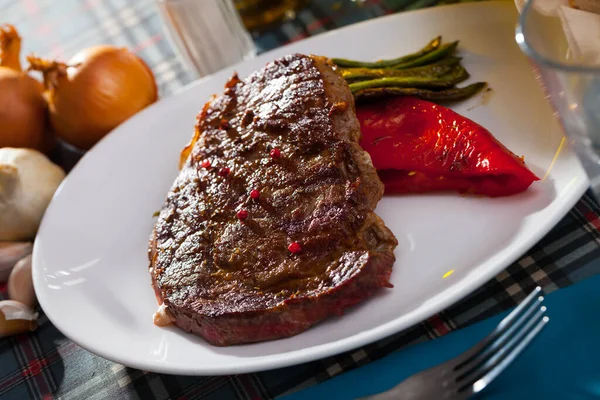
<box><xmin>515</xmin><ymin>0</ymin><xmax>600</xmax><ymax>65</ymax></box>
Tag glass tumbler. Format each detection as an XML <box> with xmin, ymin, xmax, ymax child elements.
<box><xmin>156</xmin><ymin>0</ymin><xmax>257</xmax><ymax>78</ymax></box>
<box><xmin>234</xmin><ymin>0</ymin><xmax>309</xmax><ymax>32</ymax></box>
<box><xmin>516</xmin><ymin>0</ymin><xmax>600</xmax><ymax>195</ymax></box>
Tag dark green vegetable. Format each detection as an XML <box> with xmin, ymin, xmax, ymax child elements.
<box><xmin>332</xmin><ymin>36</ymin><xmax>441</xmax><ymax>68</ymax></box>
<box><xmin>337</xmin><ymin>37</ymin><xmax>487</xmax><ymax>104</ymax></box>
<box><xmin>348</xmin><ymin>65</ymin><xmax>469</xmax><ymax>93</ymax></box>
<box><xmin>341</xmin><ymin>56</ymin><xmax>462</xmax><ymax>81</ymax></box>
<box><xmin>393</xmin><ymin>41</ymin><xmax>459</xmax><ymax>69</ymax></box>
<box><xmin>353</xmin><ymin>82</ymin><xmax>488</xmax><ymax>102</ymax></box>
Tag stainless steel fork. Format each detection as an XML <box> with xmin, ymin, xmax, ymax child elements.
<box><xmin>359</xmin><ymin>286</ymin><xmax>548</xmax><ymax>400</ymax></box>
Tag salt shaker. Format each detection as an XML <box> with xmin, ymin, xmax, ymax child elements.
<box><xmin>156</xmin><ymin>0</ymin><xmax>257</xmax><ymax>78</ymax></box>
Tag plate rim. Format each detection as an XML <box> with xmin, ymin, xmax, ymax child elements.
<box><xmin>32</xmin><ymin>0</ymin><xmax>589</xmax><ymax>375</ymax></box>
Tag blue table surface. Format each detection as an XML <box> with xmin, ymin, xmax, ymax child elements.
<box><xmin>283</xmin><ymin>273</ymin><xmax>600</xmax><ymax>400</ymax></box>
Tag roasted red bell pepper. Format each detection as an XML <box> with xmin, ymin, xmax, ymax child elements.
<box><xmin>357</xmin><ymin>97</ymin><xmax>539</xmax><ymax>197</ymax></box>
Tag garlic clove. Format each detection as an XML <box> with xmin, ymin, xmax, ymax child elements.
<box><xmin>8</xmin><ymin>254</ymin><xmax>36</xmax><ymax>308</ymax></box>
<box><xmin>0</xmin><ymin>241</ymin><xmax>33</xmax><ymax>283</ymax></box>
<box><xmin>0</xmin><ymin>300</ymin><xmax>37</xmax><ymax>320</ymax></box>
<box><xmin>0</xmin><ymin>300</ymin><xmax>38</xmax><ymax>338</ymax></box>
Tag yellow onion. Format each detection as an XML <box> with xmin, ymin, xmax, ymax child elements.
<box><xmin>28</xmin><ymin>45</ymin><xmax>158</xmax><ymax>150</ymax></box>
<box><xmin>0</xmin><ymin>24</ymin><xmax>49</xmax><ymax>151</ymax></box>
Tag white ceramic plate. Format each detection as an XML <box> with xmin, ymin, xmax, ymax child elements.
<box><xmin>33</xmin><ymin>1</ymin><xmax>587</xmax><ymax>375</ymax></box>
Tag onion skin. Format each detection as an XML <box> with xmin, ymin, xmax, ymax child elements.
<box><xmin>29</xmin><ymin>46</ymin><xmax>158</xmax><ymax>150</ymax></box>
<box><xmin>0</xmin><ymin>68</ymin><xmax>49</xmax><ymax>151</ymax></box>
<box><xmin>0</xmin><ymin>24</ymin><xmax>50</xmax><ymax>151</ymax></box>
<box><xmin>0</xmin><ymin>24</ymin><xmax>22</xmax><ymax>71</ymax></box>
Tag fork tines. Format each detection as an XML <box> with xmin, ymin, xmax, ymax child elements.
<box><xmin>359</xmin><ymin>286</ymin><xmax>549</xmax><ymax>400</ymax></box>
<box><xmin>453</xmin><ymin>286</ymin><xmax>549</xmax><ymax>395</ymax></box>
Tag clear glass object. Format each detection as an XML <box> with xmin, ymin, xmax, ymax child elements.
<box><xmin>234</xmin><ymin>0</ymin><xmax>309</xmax><ymax>32</ymax></box>
<box><xmin>156</xmin><ymin>0</ymin><xmax>257</xmax><ymax>78</ymax></box>
<box><xmin>516</xmin><ymin>0</ymin><xmax>600</xmax><ymax>195</ymax></box>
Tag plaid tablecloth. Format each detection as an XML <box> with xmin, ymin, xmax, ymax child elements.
<box><xmin>2</xmin><ymin>0</ymin><xmax>600</xmax><ymax>399</ymax></box>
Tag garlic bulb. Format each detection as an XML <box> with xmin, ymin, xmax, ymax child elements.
<box><xmin>0</xmin><ymin>148</ymin><xmax>65</xmax><ymax>241</ymax></box>
<box><xmin>0</xmin><ymin>241</ymin><xmax>32</xmax><ymax>282</ymax></box>
<box><xmin>8</xmin><ymin>254</ymin><xmax>36</xmax><ymax>308</ymax></box>
<box><xmin>0</xmin><ymin>300</ymin><xmax>38</xmax><ymax>337</ymax></box>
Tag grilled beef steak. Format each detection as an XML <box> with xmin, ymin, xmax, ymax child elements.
<box><xmin>149</xmin><ymin>54</ymin><xmax>398</xmax><ymax>346</ymax></box>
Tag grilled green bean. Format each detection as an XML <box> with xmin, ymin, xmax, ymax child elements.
<box><xmin>341</xmin><ymin>56</ymin><xmax>462</xmax><ymax>81</ymax></box>
<box><xmin>348</xmin><ymin>65</ymin><xmax>469</xmax><ymax>93</ymax></box>
<box><xmin>332</xmin><ymin>36</ymin><xmax>442</xmax><ymax>68</ymax></box>
<box><xmin>393</xmin><ymin>41</ymin><xmax>459</xmax><ymax>69</ymax></box>
<box><xmin>353</xmin><ymin>82</ymin><xmax>488</xmax><ymax>102</ymax></box>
